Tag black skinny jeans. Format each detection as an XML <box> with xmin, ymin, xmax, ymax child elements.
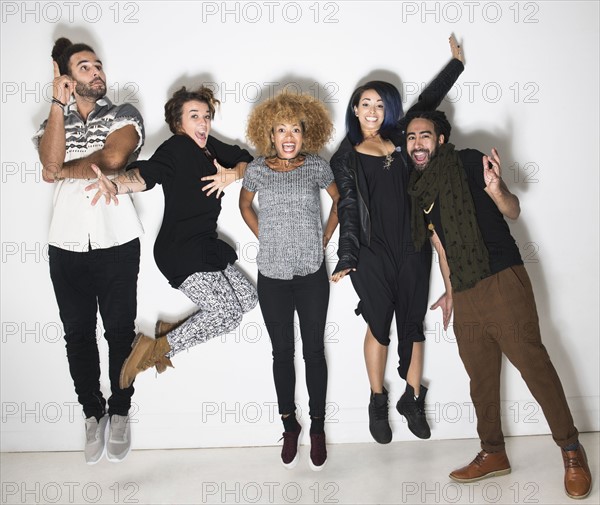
<box><xmin>48</xmin><ymin>239</ymin><xmax>140</xmax><ymax>419</ymax></box>
<box><xmin>257</xmin><ymin>262</ymin><xmax>329</xmax><ymax>418</ymax></box>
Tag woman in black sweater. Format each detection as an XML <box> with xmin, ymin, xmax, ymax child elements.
<box><xmin>87</xmin><ymin>86</ymin><xmax>258</xmax><ymax>389</ymax></box>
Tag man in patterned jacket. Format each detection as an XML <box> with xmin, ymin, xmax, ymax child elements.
<box><xmin>33</xmin><ymin>38</ymin><xmax>144</xmax><ymax>464</ymax></box>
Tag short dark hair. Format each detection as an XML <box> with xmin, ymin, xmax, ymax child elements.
<box><xmin>51</xmin><ymin>37</ymin><xmax>95</xmax><ymax>76</ymax></box>
<box><xmin>164</xmin><ymin>86</ymin><xmax>220</xmax><ymax>134</ymax></box>
<box><xmin>403</xmin><ymin>110</ymin><xmax>452</xmax><ymax>142</ymax></box>
<box><xmin>345</xmin><ymin>81</ymin><xmax>403</xmax><ymax>145</ymax></box>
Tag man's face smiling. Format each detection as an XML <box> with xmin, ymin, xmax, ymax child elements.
<box><xmin>406</xmin><ymin>118</ymin><xmax>444</xmax><ymax>171</ymax></box>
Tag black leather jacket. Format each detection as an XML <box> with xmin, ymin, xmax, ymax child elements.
<box><xmin>331</xmin><ymin>59</ymin><xmax>465</xmax><ymax>274</ymax></box>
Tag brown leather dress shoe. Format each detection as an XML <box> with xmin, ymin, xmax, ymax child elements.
<box><xmin>449</xmin><ymin>450</ymin><xmax>511</xmax><ymax>483</ymax></box>
<box><xmin>562</xmin><ymin>444</ymin><xmax>592</xmax><ymax>499</ymax></box>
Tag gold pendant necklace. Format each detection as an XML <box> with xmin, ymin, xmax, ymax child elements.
<box><xmin>374</xmin><ymin>134</ymin><xmax>393</xmax><ymax>170</ymax></box>
<box><xmin>383</xmin><ymin>153</ymin><xmax>393</xmax><ymax>170</ymax></box>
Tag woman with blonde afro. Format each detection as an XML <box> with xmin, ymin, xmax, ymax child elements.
<box><xmin>240</xmin><ymin>92</ymin><xmax>340</xmax><ymax>471</ymax></box>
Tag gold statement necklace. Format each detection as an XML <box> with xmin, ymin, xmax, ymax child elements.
<box><xmin>366</xmin><ymin>133</ymin><xmax>394</xmax><ymax>170</ymax></box>
<box><xmin>377</xmin><ymin>135</ymin><xmax>394</xmax><ymax>170</ymax></box>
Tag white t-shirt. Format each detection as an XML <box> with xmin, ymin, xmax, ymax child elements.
<box><xmin>33</xmin><ymin>97</ymin><xmax>145</xmax><ymax>251</ymax></box>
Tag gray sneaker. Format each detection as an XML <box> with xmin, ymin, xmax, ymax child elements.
<box><xmin>106</xmin><ymin>414</ymin><xmax>131</xmax><ymax>462</ymax></box>
<box><xmin>84</xmin><ymin>415</ymin><xmax>108</xmax><ymax>465</ymax></box>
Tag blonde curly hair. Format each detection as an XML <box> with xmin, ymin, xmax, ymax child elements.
<box><xmin>246</xmin><ymin>92</ymin><xmax>333</xmax><ymax>156</ymax></box>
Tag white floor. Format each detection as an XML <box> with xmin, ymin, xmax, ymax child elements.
<box><xmin>1</xmin><ymin>432</ymin><xmax>597</xmax><ymax>504</ymax></box>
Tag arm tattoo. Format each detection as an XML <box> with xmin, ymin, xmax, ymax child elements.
<box><xmin>125</xmin><ymin>171</ymin><xmax>141</xmax><ymax>183</ymax></box>
<box><xmin>122</xmin><ymin>169</ymin><xmax>146</xmax><ymax>192</ymax></box>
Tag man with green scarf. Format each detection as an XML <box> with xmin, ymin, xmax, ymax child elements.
<box><xmin>403</xmin><ymin>110</ymin><xmax>591</xmax><ymax>500</ymax></box>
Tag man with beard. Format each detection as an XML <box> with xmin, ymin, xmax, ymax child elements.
<box><xmin>404</xmin><ymin>110</ymin><xmax>592</xmax><ymax>500</ymax></box>
<box><xmin>33</xmin><ymin>38</ymin><xmax>145</xmax><ymax>464</ymax></box>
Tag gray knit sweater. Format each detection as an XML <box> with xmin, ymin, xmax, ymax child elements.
<box><xmin>243</xmin><ymin>154</ymin><xmax>334</xmax><ymax>280</ymax></box>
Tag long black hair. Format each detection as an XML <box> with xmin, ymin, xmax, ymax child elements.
<box><xmin>345</xmin><ymin>80</ymin><xmax>404</xmax><ymax>145</ymax></box>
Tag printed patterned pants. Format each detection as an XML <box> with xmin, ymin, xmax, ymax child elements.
<box><xmin>166</xmin><ymin>264</ymin><xmax>258</xmax><ymax>356</ymax></box>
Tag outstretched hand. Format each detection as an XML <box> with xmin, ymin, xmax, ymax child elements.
<box><xmin>430</xmin><ymin>292</ymin><xmax>453</xmax><ymax>330</ymax></box>
<box><xmin>201</xmin><ymin>159</ymin><xmax>237</xmax><ymax>198</ymax></box>
<box><xmin>85</xmin><ymin>165</ymin><xmax>119</xmax><ymax>206</ymax></box>
<box><xmin>449</xmin><ymin>34</ymin><xmax>465</xmax><ymax>64</ymax></box>
<box><xmin>330</xmin><ymin>268</ymin><xmax>355</xmax><ymax>283</ymax></box>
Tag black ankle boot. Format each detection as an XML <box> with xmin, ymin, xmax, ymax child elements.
<box><xmin>368</xmin><ymin>388</ymin><xmax>392</xmax><ymax>444</ymax></box>
<box><xmin>396</xmin><ymin>384</ymin><xmax>431</xmax><ymax>439</ymax></box>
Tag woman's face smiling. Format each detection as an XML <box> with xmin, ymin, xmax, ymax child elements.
<box><xmin>354</xmin><ymin>89</ymin><xmax>385</xmax><ymax>135</ymax></box>
<box><xmin>271</xmin><ymin>122</ymin><xmax>303</xmax><ymax>159</ymax></box>
<box><xmin>179</xmin><ymin>100</ymin><xmax>212</xmax><ymax>148</ymax></box>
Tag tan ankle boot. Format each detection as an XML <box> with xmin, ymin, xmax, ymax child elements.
<box><xmin>119</xmin><ymin>333</ymin><xmax>173</xmax><ymax>389</ymax></box>
<box><xmin>153</xmin><ymin>319</ymin><xmax>182</xmax><ymax>373</ymax></box>
<box><xmin>153</xmin><ymin>336</ymin><xmax>174</xmax><ymax>374</ymax></box>
<box><xmin>155</xmin><ymin>317</ymin><xmax>187</xmax><ymax>337</ymax></box>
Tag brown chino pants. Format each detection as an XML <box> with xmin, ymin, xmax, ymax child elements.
<box><xmin>453</xmin><ymin>264</ymin><xmax>579</xmax><ymax>453</ymax></box>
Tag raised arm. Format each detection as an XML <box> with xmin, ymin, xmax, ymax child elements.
<box><xmin>407</xmin><ymin>35</ymin><xmax>465</xmax><ymax>115</ymax></box>
<box><xmin>38</xmin><ymin>61</ymin><xmax>74</xmax><ymax>182</ymax></box>
<box><xmin>483</xmin><ymin>148</ymin><xmax>520</xmax><ymax>220</ymax></box>
<box><xmin>239</xmin><ymin>187</ymin><xmax>259</xmax><ymax>238</ymax></box>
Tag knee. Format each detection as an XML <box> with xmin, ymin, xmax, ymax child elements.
<box><xmin>272</xmin><ymin>347</ymin><xmax>295</xmax><ymax>365</ymax></box>
<box><xmin>243</xmin><ymin>288</ymin><xmax>259</xmax><ymax>313</ymax></box>
<box><xmin>103</xmin><ymin>325</ymin><xmax>136</xmax><ymax>344</ymax></box>
<box><xmin>302</xmin><ymin>336</ymin><xmax>325</xmax><ymax>364</ymax></box>
<box><xmin>63</xmin><ymin>323</ymin><xmax>98</xmax><ymax>346</ymax></box>
<box><xmin>220</xmin><ymin>304</ymin><xmax>244</xmax><ymax>333</ymax></box>
<box><xmin>268</xmin><ymin>329</ymin><xmax>296</xmax><ymax>363</ymax></box>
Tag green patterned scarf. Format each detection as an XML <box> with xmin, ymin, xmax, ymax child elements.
<box><xmin>408</xmin><ymin>143</ymin><xmax>490</xmax><ymax>292</ymax></box>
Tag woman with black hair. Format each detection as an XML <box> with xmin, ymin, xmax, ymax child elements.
<box><xmin>330</xmin><ymin>36</ymin><xmax>465</xmax><ymax>444</ymax></box>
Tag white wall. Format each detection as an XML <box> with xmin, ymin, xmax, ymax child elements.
<box><xmin>1</xmin><ymin>1</ymin><xmax>598</xmax><ymax>452</ymax></box>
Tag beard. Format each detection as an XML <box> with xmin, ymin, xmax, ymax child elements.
<box><xmin>75</xmin><ymin>77</ymin><xmax>106</xmax><ymax>100</ymax></box>
<box><xmin>410</xmin><ymin>149</ymin><xmax>434</xmax><ymax>171</ymax></box>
